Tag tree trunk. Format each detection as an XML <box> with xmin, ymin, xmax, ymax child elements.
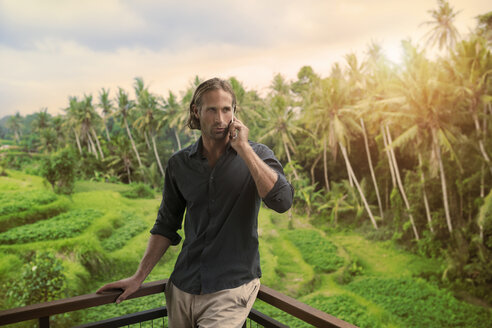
<box><xmin>104</xmin><ymin>117</ymin><xmax>111</xmax><ymax>141</ymax></box>
<box><xmin>91</xmin><ymin>128</ymin><xmax>104</xmax><ymax>159</ymax></box>
<box><xmin>480</xmin><ymin>163</ymin><xmax>485</xmax><ymax>198</ymax></box>
<box><xmin>339</xmin><ymin>142</ymin><xmax>378</xmax><ymax>229</ymax></box>
<box><xmin>144</xmin><ymin>131</ymin><xmax>152</xmax><ymax>150</ymax></box>
<box><xmin>381</xmin><ymin>124</ymin><xmax>396</xmax><ymax>189</ymax></box>
<box><xmin>283</xmin><ymin>140</ymin><xmax>299</xmax><ymax>180</ymax></box>
<box><xmin>361</xmin><ymin>118</ymin><xmax>383</xmax><ymax>220</ymax></box>
<box><xmin>472</xmin><ymin>113</ymin><xmax>492</xmax><ymax>176</ymax></box>
<box><xmin>151</xmin><ymin>134</ymin><xmax>165</xmax><ymax>177</ymax></box>
<box><xmin>124</xmin><ymin>117</ymin><xmax>143</xmax><ymax>167</ymax></box>
<box><xmin>87</xmin><ymin>132</ymin><xmax>98</xmax><ymax>159</ymax></box>
<box><xmin>310</xmin><ymin>154</ymin><xmax>322</xmax><ymax>187</ymax></box>
<box><xmin>73</xmin><ymin>128</ymin><xmax>82</xmax><ymax>155</ymax></box>
<box><xmin>385</xmin><ymin>125</ymin><xmax>419</xmax><ymax>240</ymax></box>
<box><xmin>125</xmin><ymin>159</ymin><xmax>132</xmax><ymax>184</ymax></box>
<box><xmin>432</xmin><ymin>128</ymin><xmax>453</xmax><ymax>234</ymax></box>
<box><xmin>174</xmin><ymin>129</ymin><xmax>182</xmax><ymax>150</ymax></box>
<box><xmin>418</xmin><ymin>152</ymin><xmax>434</xmax><ymax>233</ymax></box>
<box><xmin>322</xmin><ymin>136</ymin><xmax>330</xmax><ymax>191</ymax></box>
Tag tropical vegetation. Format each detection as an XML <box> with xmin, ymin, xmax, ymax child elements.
<box><xmin>0</xmin><ymin>1</ymin><xmax>491</xmax><ymax>326</ymax></box>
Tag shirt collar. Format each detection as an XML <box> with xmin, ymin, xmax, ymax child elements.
<box><xmin>188</xmin><ymin>136</ymin><xmax>238</xmax><ymax>158</ymax></box>
<box><xmin>189</xmin><ymin>137</ymin><xmax>202</xmax><ymax>158</ymax></box>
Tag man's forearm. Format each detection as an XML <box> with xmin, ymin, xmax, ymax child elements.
<box><xmin>237</xmin><ymin>144</ymin><xmax>278</xmax><ymax>198</ymax></box>
<box><xmin>133</xmin><ymin>234</ymin><xmax>171</xmax><ymax>283</ymax></box>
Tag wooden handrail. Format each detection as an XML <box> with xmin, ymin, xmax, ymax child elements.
<box><xmin>258</xmin><ymin>285</ymin><xmax>357</xmax><ymax>328</ymax></box>
<box><xmin>0</xmin><ymin>279</ymin><xmax>167</xmax><ymax>325</ymax></box>
<box><xmin>0</xmin><ymin>279</ymin><xmax>358</xmax><ymax>328</ymax></box>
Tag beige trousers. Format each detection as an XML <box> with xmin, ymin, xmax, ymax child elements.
<box><xmin>165</xmin><ymin>278</ymin><xmax>260</xmax><ymax>328</ymax></box>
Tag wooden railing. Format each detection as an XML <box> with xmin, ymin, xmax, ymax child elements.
<box><xmin>0</xmin><ymin>279</ymin><xmax>358</xmax><ymax>328</ymax></box>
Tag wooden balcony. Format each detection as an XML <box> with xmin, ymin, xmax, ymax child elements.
<box><xmin>0</xmin><ymin>279</ymin><xmax>358</xmax><ymax>328</ymax></box>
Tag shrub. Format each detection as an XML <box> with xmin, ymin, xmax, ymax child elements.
<box><xmin>0</xmin><ymin>209</ymin><xmax>101</xmax><ymax>244</ymax></box>
<box><xmin>121</xmin><ymin>183</ymin><xmax>155</xmax><ymax>199</ymax></box>
<box><xmin>5</xmin><ymin>252</ymin><xmax>66</xmax><ymax>306</ymax></box>
<box><xmin>285</xmin><ymin>229</ymin><xmax>344</xmax><ymax>273</ymax></box>
<box><xmin>41</xmin><ymin>147</ymin><xmax>76</xmax><ymax>194</ymax></box>
<box><xmin>338</xmin><ymin>257</ymin><xmax>365</xmax><ymax>284</ymax></box>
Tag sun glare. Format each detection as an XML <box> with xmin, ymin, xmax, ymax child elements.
<box><xmin>384</xmin><ymin>43</ymin><xmax>404</xmax><ymax>66</ymax></box>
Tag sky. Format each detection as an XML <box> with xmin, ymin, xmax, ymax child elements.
<box><xmin>0</xmin><ymin>0</ymin><xmax>490</xmax><ymax>118</ymax></box>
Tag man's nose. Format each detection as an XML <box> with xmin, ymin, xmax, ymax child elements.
<box><xmin>215</xmin><ymin>111</ymin><xmax>225</xmax><ymax>123</ymax></box>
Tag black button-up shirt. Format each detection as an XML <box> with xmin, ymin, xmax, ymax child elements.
<box><xmin>150</xmin><ymin>137</ymin><xmax>293</xmax><ymax>294</ymax></box>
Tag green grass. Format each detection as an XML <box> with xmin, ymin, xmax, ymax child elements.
<box><xmin>1</xmin><ymin>170</ymin><xmax>491</xmax><ymax>328</ymax></box>
<box><xmin>100</xmin><ymin>213</ymin><xmax>148</xmax><ymax>252</ymax></box>
<box><xmin>330</xmin><ymin>233</ymin><xmax>443</xmax><ymax>277</ymax></box>
<box><xmin>285</xmin><ymin>229</ymin><xmax>344</xmax><ymax>273</ymax></box>
<box><xmin>347</xmin><ymin>277</ymin><xmax>492</xmax><ymax>328</ymax></box>
<box><xmin>0</xmin><ymin>209</ymin><xmax>102</xmax><ymax>245</ymax></box>
<box><xmin>74</xmin><ymin>180</ymin><xmax>131</xmax><ymax>193</ymax></box>
<box><xmin>0</xmin><ymin>190</ymin><xmax>58</xmax><ymax>216</ymax></box>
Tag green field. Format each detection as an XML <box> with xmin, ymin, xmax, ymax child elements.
<box><xmin>0</xmin><ymin>170</ymin><xmax>490</xmax><ymax>327</ymax></box>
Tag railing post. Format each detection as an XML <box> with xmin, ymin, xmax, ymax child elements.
<box><xmin>39</xmin><ymin>316</ymin><xmax>49</xmax><ymax>328</ymax></box>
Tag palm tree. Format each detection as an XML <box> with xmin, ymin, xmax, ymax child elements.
<box><xmin>421</xmin><ymin>0</ymin><xmax>461</xmax><ymax>51</ymax></box>
<box><xmin>51</xmin><ymin>115</ymin><xmax>66</xmax><ymax>149</ymax></box>
<box><xmin>344</xmin><ymin>52</ymin><xmax>385</xmax><ymax>220</ymax></box>
<box><xmin>106</xmin><ymin>134</ymin><xmax>135</xmax><ymax>183</ymax></box>
<box><xmin>393</xmin><ymin>40</ymin><xmax>462</xmax><ymax>235</ymax></box>
<box><xmin>64</xmin><ymin>97</ymin><xmax>83</xmax><ymax>155</ymax></box>
<box><xmin>229</xmin><ymin>77</ymin><xmax>267</xmax><ymax>142</ymax></box>
<box><xmin>305</xmin><ymin>70</ymin><xmax>378</xmax><ymax>229</ymax></box>
<box><xmin>39</xmin><ymin>128</ymin><xmax>57</xmax><ymax>153</ymax></box>
<box><xmin>133</xmin><ymin>77</ymin><xmax>164</xmax><ymax>176</ymax></box>
<box><xmin>7</xmin><ymin>112</ymin><xmax>23</xmax><ymax>144</ymax></box>
<box><xmin>81</xmin><ymin>95</ymin><xmax>104</xmax><ymax>159</ymax></box>
<box><xmin>162</xmin><ymin>91</ymin><xmax>187</xmax><ymax>150</ymax></box>
<box><xmin>384</xmin><ymin>125</ymin><xmax>420</xmax><ymax>240</ymax></box>
<box><xmin>114</xmin><ymin>87</ymin><xmax>143</xmax><ymax>167</ymax></box>
<box><xmin>475</xmin><ymin>11</ymin><xmax>492</xmax><ymax>47</ymax></box>
<box><xmin>447</xmin><ymin>37</ymin><xmax>492</xmax><ymax>176</ymax></box>
<box><xmin>98</xmin><ymin>88</ymin><xmax>113</xmax><ymax>141</ymax></box>
<box><xmin>360</xmin><ymin>118</ymin><xmax>385</xmax><ymax>221</ymax></box>
<box><xmin>31</xmin><ymin>108</ymin><xmax>51</xmax><ymax>133</ymax></box>
<box><xmin>259</xmin><ymin>74</ymin><xmax>302</xmax><ymax>180</ymax></box>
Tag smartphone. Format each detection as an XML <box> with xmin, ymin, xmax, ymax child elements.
<box><xmin>230</xmin><ymin>106</ymin><xmax>237</xmax><ymax>139</ymax></box>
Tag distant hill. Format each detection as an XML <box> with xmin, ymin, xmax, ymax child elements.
<box><xmin>0</xmin><ymin>116</ymin><xmax>11</xmax><ymax>139</ymax></box>
<box><xmin>0</xmin><ymin>115</ymin><xmax>11</xmax><ymax>128</ymax></box>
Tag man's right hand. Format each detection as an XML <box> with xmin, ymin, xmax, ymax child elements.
<box><xmin>96</xmin><ymin>276</ymin><xmax>142</xmax><ymax>304</ymax></box>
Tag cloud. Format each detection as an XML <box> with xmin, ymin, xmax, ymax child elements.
<box><xmin>0</xmin><ymin>0</ymin><xmax>491</xmax><ymax>117</ymax></box>
<box><xmin>0</xmin><ymin>0</ymin><xmax>430</xmax><ymax>53</ymax></box>
<box><xmin>0</xmin><ymin>0</ymin><xmax>298</xmax><ymax>51</ymax></box>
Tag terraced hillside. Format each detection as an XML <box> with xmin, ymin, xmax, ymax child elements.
<box><xmin>0</xmin><ymin>170</ymin><xmax>490</xmax><ymax>327</ymax></box>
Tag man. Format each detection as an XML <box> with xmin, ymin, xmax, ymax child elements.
<box><xmin>97</xmin><ymin>78</ymin><xmax>293</xmax><ymax>327</ymax></box>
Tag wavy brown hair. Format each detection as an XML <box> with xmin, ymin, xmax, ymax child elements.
<box><xmin>187</xmin><ymin>78</ymin><xmax>237</xmax><ymax>130</ymax></box>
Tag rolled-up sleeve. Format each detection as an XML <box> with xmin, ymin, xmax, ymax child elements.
<box><xmin>150</xmin><ymin>158</ymin><xmax>186</xmax><ymax>245</ymax></box>
<box><xmin>258</xmin><ymin>145</ymin><xmax>294</xmax><ymax>213</ymax></box>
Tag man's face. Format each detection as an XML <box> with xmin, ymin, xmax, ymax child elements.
<box><xmin>196</xmin><ymin>89</ymin><xmax>234</xmax><ymax>141</ymax></box>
